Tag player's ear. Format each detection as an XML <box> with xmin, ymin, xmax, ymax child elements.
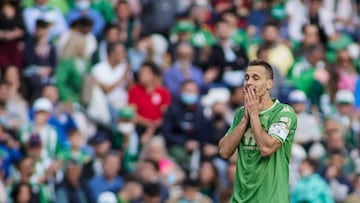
<box><xmin>266</xmin><ymin>79</ymin><xmax>273</xmax><ymax>90</ymax></box>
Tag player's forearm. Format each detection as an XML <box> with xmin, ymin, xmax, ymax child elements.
<box><xmin>218</xmin><ymin>118</ymin><xmax>248</xmax><ymax>159</ymax></box>
<box><xmin>249</xmin><ymin>115</ymin><xmax>278</xmax><ymax>157</ymax></box>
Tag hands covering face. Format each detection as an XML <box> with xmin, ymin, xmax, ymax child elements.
<box><xmin>244</xmin><ymin>85</ymin><xmax>263</xmax><ymax>118</ymax></box>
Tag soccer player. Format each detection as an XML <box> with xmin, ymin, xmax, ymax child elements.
<box><xmin>218</xmin><ymin>59</ymin><xmax>297</xmax><ymax>202</ymax></box>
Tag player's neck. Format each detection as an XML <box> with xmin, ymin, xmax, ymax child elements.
<box><xmin>260</xmin><ymin>96</ymin><xmax>274</xmax><ymax>111</ymax></box>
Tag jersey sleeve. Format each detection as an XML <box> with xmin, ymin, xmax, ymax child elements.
<box><xmin>226</xmin><ymin>107</ymin><xmax>244</xmax><ymax>135</ymax></box>
<box><xmin>268</xmin><ymin>105</ymin><xmax>297</xmax><ymax>143</ymax></box>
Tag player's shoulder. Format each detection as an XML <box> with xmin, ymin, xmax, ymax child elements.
<box><xmin>274</xmin><ymin>101</ymin><xmax>296</xmax><ymax>116</ymax></box>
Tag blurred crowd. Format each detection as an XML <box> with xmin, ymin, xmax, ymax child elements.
<box><xmin>0</xmin><ymin>0</ymin><xmax>359</xmax><ymax>203</ymax></box>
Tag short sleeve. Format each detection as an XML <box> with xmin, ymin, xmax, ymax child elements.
<box><xmin>268</xmin><ymin>105</ymin><xmax>297</xmax><ymax>143</ymax></box>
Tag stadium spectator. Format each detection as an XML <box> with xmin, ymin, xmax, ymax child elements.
<box><xmin>91</xmin><ymin>41</ymin><xmax>132</xmax><ymax>114</ymax></box>
<box><xmin>66</xmin><ymin>0</ymin><xmax>105</xmax><ymax>38</ymax></box>
<box><xmin>19</xmin><ymin>97</ymin><xmax>58</xmax><ymax>158</ymax></box>
<box><xmin>22</xmin><ymin>0</ymin><xmax>68</xmax><ymax>40</ymax></box>
<box><xmin>0</xmin><ymin>0</ymin><xmax>25</xmax><ymax>69</ymax></box>
<box><xmin>87</xmin><ymin>151</ymin><xmax>124</xmax><ymax>203</ymax></box>
<box><xmin>82</xmin><ymin>131</ymin><xmax>111</xmax><ymax>181</ymax></box>
<box><xmin>23</xmin><ymin>19</ymin><xmax>57</xmax><ymax>101</ymax></box>
<box><xmin>291</xmin><ymin>158</ymin><xmax>334</xmax><ymax>203</ymax></box>
<box><xmin>56</xmin><ymin>17</ymin><xmax>97</xmax><ymax>61</ymax></box>
<box><xmin>135</xmin><ymin>159</ymin><xmax>169</xmax><ymax>203</ymax></box>
<box><xmin>2</xmin><ymin>65</ymin><xmax>29</xmax><ymax>128</ymax></box>
<box><xmin>163</xmin><ymin>80</ymin><xmax>210</xmax><ymax>171</ymax></box>
<box><xmin>113</xmin><ymin>0</ymin><xmax>141</xmax><ymax>47</ymax></box>
<box><xmin>164</xmin><ymin>43</ymin><xmax>208</xmax><ymax>96</ymax></box>
<box><xmin>128</xmin><ymin>62</ymin><xmax>171</xmax><ymax>141</ymax></box>
<box><xmin>288</xmin><ymin>89</ymin><xmax>321</xmax><ymax>150</ymax></box>
<box><xmin>55</xmin><ymin>159</ymin><xmax>89</xmax><ymax>203</ymax></box>
<box><xmin>55</xmin><ymin>30</ymin><xmax>93</xmax><ymax>104</ymax></box>
<box><xmin>95</xmin><ymin>24</ymin><xmax>121</xmax><ymax>63</ymax></box>
<box><xmin>209</xmin><ymin>19</ymin><xmax>248</xmax><ymax>86</ymax></box>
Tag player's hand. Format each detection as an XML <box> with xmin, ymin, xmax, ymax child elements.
<box><xmin>244</xmin><ymin>85</ymin><xmax>262</xmax><ymax>118</ymax></box>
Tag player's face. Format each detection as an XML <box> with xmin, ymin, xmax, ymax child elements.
<box><xmin>244</xmin><ymin>65</ymin><xmax>273</xmax><ymax>98</ymax></box>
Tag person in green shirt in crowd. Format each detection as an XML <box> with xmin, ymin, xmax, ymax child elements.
<box><xmin>57</xmin><ymin>129</ymin><xmax>91</xmax><ymax>165</ymax></box>
<box><xmin>219</xmin><ymin>59</ymin><xmax>297</xmax><ymax>203</ymax></box>
<box><xmin>112</xmin><ymin>106</ymin><xmax>140</xmax><ymax>173</ymax></box>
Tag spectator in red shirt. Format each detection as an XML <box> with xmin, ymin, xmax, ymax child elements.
<box><xmin>128</xmin><ymin>62</ymin><xmax>171</xmax><ymax>144</ymax></box>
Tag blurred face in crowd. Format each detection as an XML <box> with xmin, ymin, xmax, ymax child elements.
<box><xmin>262</xmin><ymin>25</ymin><xmax>278</xmax><ymax>45</ymax></box>
<box><xmin>27</xmin><ymin>145</ymin><xmax>42</xmax><ymax>160</ymax></box>
<box><xmin>180</xmin><ymin>81</ymin><xmax>199</xmax><ymax>105</ymax></box>
<box><xmin>336</xmin><ymin>103</ymin><xmax>353</xmax><ymax>116</ymax></box>
<box><xmin>290</xmin><ymin>102</ymin><xmax>307</xmax><ymax>114</ymax></box>
<box><xmin>183</xmin><ymin>185</ymin><xmax>200</xmax><ymax>201</ymax></box>
<box><xmin>176</xmin><ymin>44</ymin><xmax>194</xmax><ymax>65</ymax></box>
<box><xmin>0</xmin><ymin>83</ymin><xmax>9</xmax><ymax>102</ymax></box>
<box><xmin>303</xmin><ymin>24</ymin><xmax>320</xmax><ymax>46</ymax></box>
<box><xmin>65</xmin><ymin>163</ymin><xmax>82</xmax><ymax>186</ymax></box>
<box><xmin>106</xmin><ymin>27</ymin><xmax>120</xmax><ymax>43</ymax></box>
<box><xmin>327</xmin><ymin>131</ymin><xmax>345</xmax><ymax>150</ymax></box>
<box><xmin>4</xmin><ymin>65</ymin><xmax>20</xmax><ymax>87</ymax></box>
<box><xmin>145</xmin><ymin>138</ymin><xmax>166</xmax><ymax>162</ymax></box>
<box><xmin>309</xmin><ymin>0</ymin><xmax>322</xmax><ymax>15</ymax></box>
<box><xmin>323</xmin><ymin>119</ymin><xmax>341</xmax><ymax>136</ymax></box>
<box><xmin>35</xmin><ymin>26</ymin><xmax>49</xmax><ymax>39</ymax></box>
<box><xmin>329</xmin><ymin>153</ymin><xmax>344</xmax><ymax>169</ymax></box>
<box><xmin>199</xmin><ymin>161</ymin><xmax>217</xmax><ymax>185</ymax></box>
<box><xmin>93</xmin><ymin>140</ymin><xmax>111</xmax><ymax>158</ymax></box>
<box><xmin>16</xmin><ymin>184</ymin><xmax>32</xmax><ymax>203</ymax></box>
<box><xmin>69</xmin><ymin>131</ymin><xmax>83</xmax><ymax>150</ymax></box>
<box><xmin>190</xmin><ymin>6</ymin><xmax>208</xmax><ymax>24</ymax></box>
<box><xmin>230</xmin><ymin>86</ymin><xmax>244</xmax><ymax>109</ymax></box>
<box><xmin>136</xmin><ymin>161</ymin><xmax>159</xmax><ymax>182</ymax></box>
<box><xmin>336</xmin><ymin>50</ymin><xmax>353</xmax><ymax>69</ymax></box>
<box><xmin>34</xmin><ymin>0</ymin><xmax>47</xmax><ymax>6</ymax></box>
<box><xmin>42</xmin><ymin>85</ymin><xmax>59</xmax><ymax>104</ymax></box>
<box><xmin>178</xmin><ymin>32</ymin><xmax>191</xmax><ymax>42</ymax></box>
<box><xmin>19</xmin><ymin>157</ymin><xmax>35</xmax><ymax>177</ymax></box>
<box><xmin>116</xmin><ymin>1</ymin><xmax>131</xmax><ymax>21</ymax></box>
<box><xmin>35</xmin><ymin>111</ymin><xmax>50</xmax><ymax>125</ymax></box>
<box><xmin>222</xmin><ymin>12</ymin><xmax>238</xmax><ymax>29</ymax></box>
<box><xmin>103</xmin><ymin>154</ymin><xmax>121</xmax><ymax>179</ymax></box>
<box><xmin>216</xmin><ymin>21</ymin><xmax>231</xmax><ymax>41</ymax></box>
<box><xmin>109</xmin><ymin>43</ymin><xmax>126</xmax><ymax>65</ymax></box>
<box><xmin>306</xmin><ymin>46</ymin><xmax>324</xmax><ymax>65</ymax></box>
<box><xmin>299</xmin><ymin>160</ymin><xmax>315</xmax><ymax>177</ymax></box>
<box><xmin>138</xmin><ymin>65</ymin><xmax>157</xmax><ymax>87</ymax></box>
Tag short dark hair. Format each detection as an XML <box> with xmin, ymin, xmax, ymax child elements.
<box><xmin>143</xmin><ymin>181</ymin><xmax>162</xmax><ymax>197</ymax></box>
<box><xmin>247</xmin><ymin>59</ymin><xmax>274</xmax><ymax>79</ymax></box>
<box><xmin>106</xmin><ymin>41</ymin><xmax>125</xmax><ymax>55</ymax></box>
<box><xmin>141</xmin><ymin>62</ymin><xmax>162</xmax><ymax>76</ymax></box>
<box><xmin>11</xmin><ymin>182</ymin><xmax>33</xmax><ymax>201</ymax></box>
<box><xmin>263</xmin><ymin>21</ymin><xmax>279</xmax><ymax>30</ymax></box>
<box><xmin>303</xmin><ymin>158</ymin><xmax>318</xmax><ymax>171</ymax></box>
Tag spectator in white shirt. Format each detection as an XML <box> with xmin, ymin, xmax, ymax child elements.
<box><xmin>22</xmin><ymin>0</ymin><xmax>68</xmax><ymax>40</ymax></box>
<box><xmin>91</xmin><ymin>42</ymin><xmax>132</xmax><ymax>112</ymax></box>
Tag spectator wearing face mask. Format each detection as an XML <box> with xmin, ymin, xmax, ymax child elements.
<box><xmin>291</xmin><ymin>158</ymin><xmax>334</xmax><ymax>203</ymax></box>
<box><xmin>162</xmin><ymin>80</ymin><xmax>210</xmax><ymax>172</ymax></box>
<box><xmin>66</xmin><ymin>0</ymin><xmax>105</xmax><ymax>38</ymax></box>
<box><xmin>112</xmin><ymin>106</ymin><xmax>139</xmax><ymax>172</ymax></box>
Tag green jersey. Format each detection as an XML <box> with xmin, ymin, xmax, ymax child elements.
<box><xmin>227</xmin><ymin>100</ymin><xmax>297</xmax><ymax>203</ymax></box>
